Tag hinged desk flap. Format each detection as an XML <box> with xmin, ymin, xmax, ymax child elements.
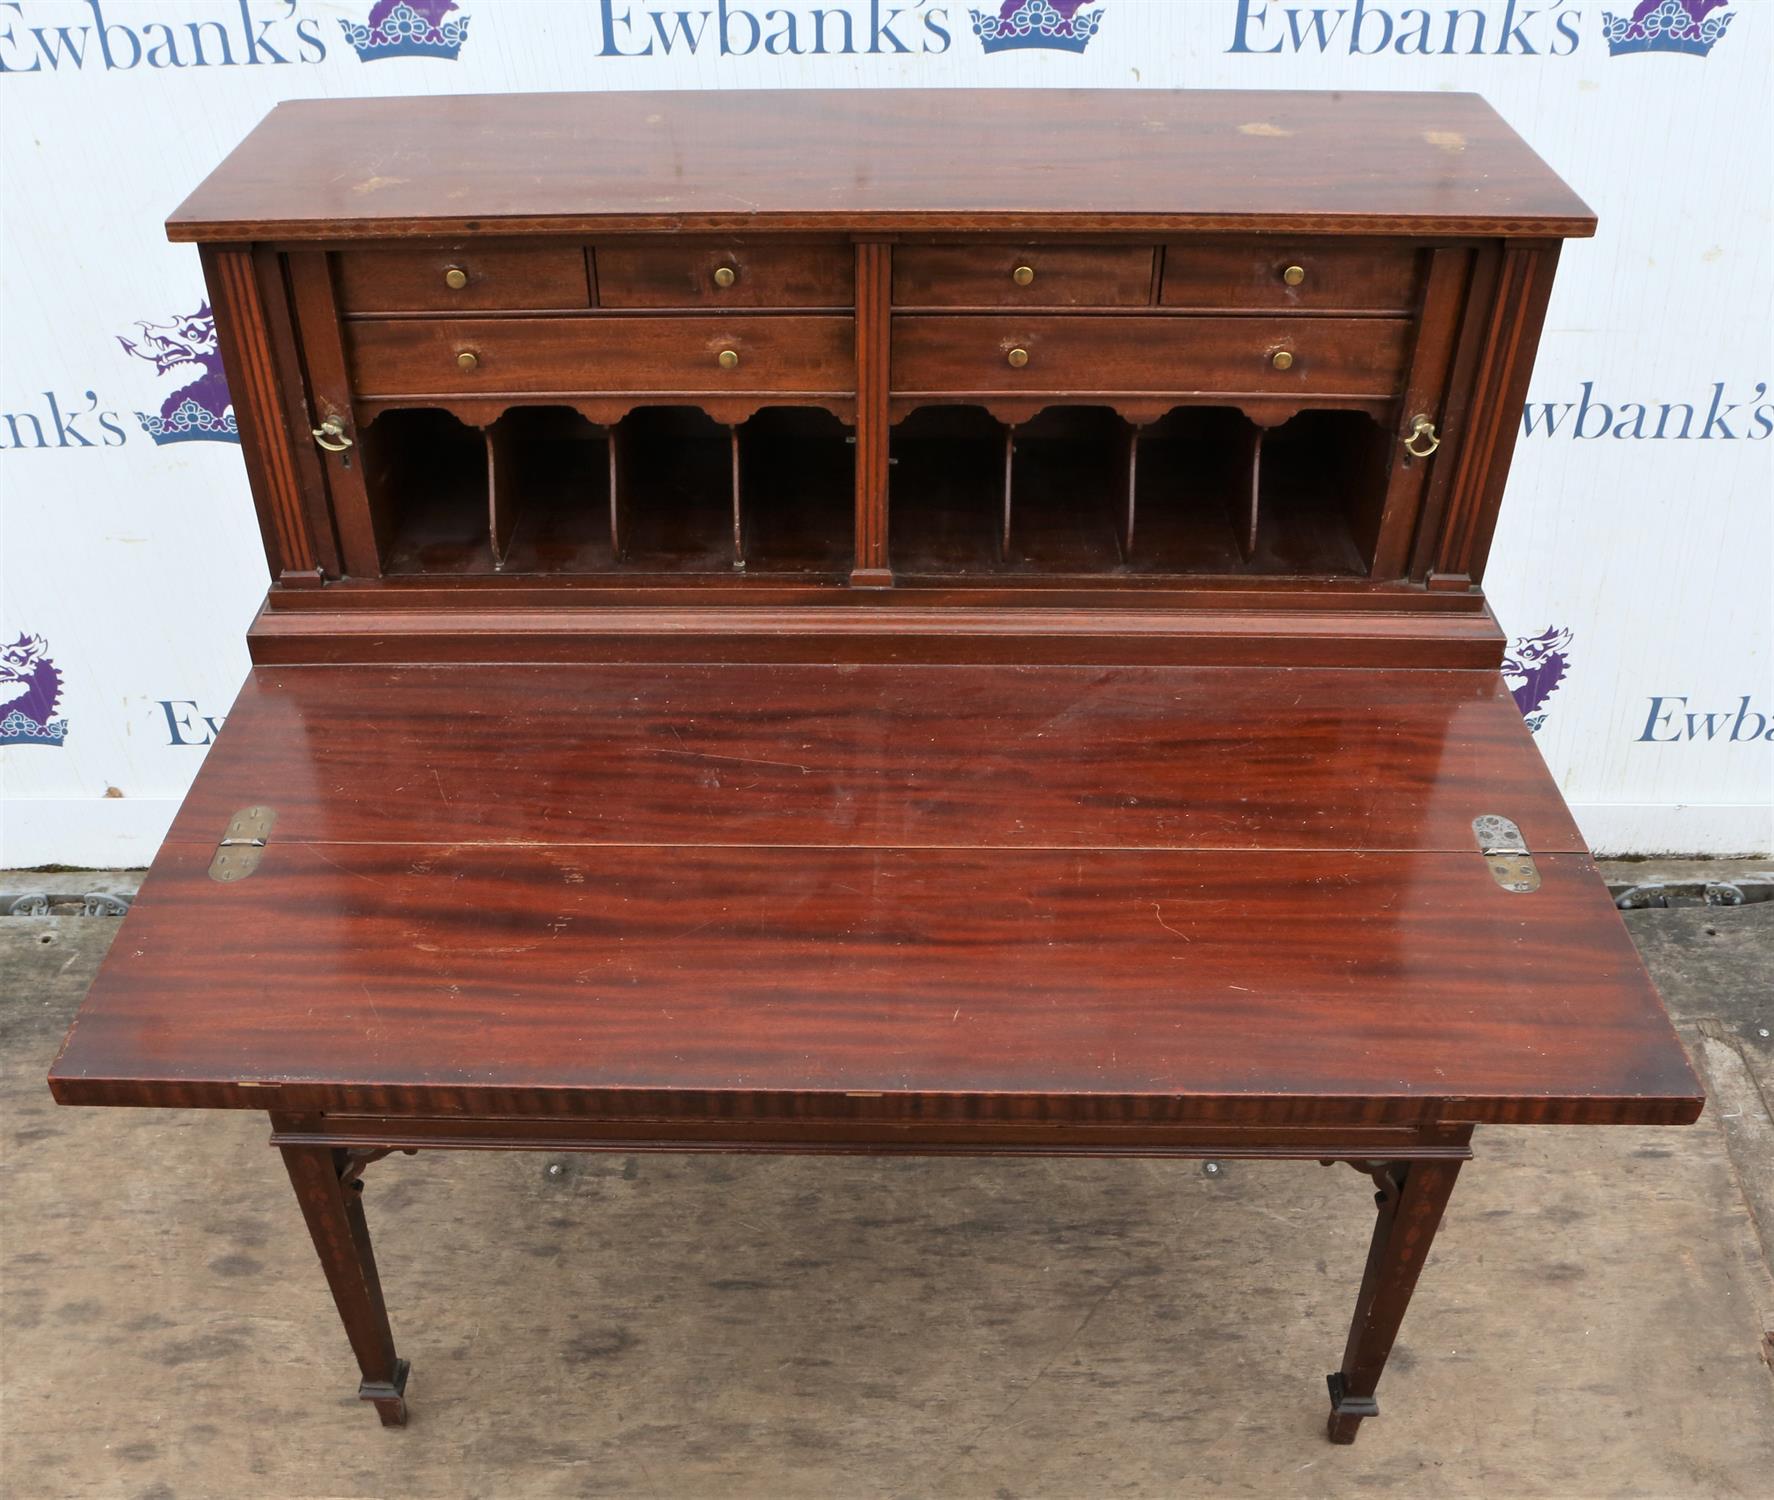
<box><xmin>159</xmin><ymin>664</ymin><xmax>1586</xmax><ymax>856</ymax></box>
<box><xmin>50</xmin><ymin>664</ymin><xmax>1701</xmax><ymax>1125</ymax></box>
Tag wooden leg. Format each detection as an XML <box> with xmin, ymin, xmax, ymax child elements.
<box><xmin>280</xmin><ymin>1144</ymin><xmax>409</xmax><ymax>1427</ymax></box>
<box><xmin>1325</xmin><ymin>1158</ymin><xmax>1462</xmax><ymax>1444</ymax></box>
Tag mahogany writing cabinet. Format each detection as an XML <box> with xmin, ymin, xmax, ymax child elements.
<box><xmin>49</xmin><ymin>90</ymin><xmax>1703</xmax><ymax>1446</ymax></box>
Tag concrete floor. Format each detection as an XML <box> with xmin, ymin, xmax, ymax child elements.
<box><xmin>2</xmin><ymin>865</ymin><xmax>1771</xmax><ymax>1500</ymax></box>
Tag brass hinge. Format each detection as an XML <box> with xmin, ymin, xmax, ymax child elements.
<box><xmin>1473</xmin><ymin>815</ymin><xmax>1539</xmax><ymax>893</ymax></box>
<box><xmin>209</xmin><ymin>805</ymin><xmax>276</xmax><ymax>883</ymax></box>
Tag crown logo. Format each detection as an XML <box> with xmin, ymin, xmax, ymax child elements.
<box><xmin>971</xmin><ymin>1</ymin><xmax>1105</xmax><ymax>55</ymax></box>
<box><xmin>1603</xmin><ymin>0</ymin><xmax>1734</xmax><ymax>57</ymax></box>
<box><xmin>137</xmin><ymin>397</ymin><xmax>240</xmax><ymax>446</ymax></box>
<box><xmin>340</xmin><ymin>1</ymin><xmax>470</xmax><ymax>62</ymax></box>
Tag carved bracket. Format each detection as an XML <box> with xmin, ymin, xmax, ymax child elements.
<box><xmin>355</xmin><ymin>394</ymin><xmax>855</xmax><ymax>431</ymax></box>
<box><xmin>887</xmin><ymin>393</ymin><xmax>1394</xmax><ymax>431</ymax></box>
<box><xmin>1317</xmin><ymin>1157</ymin><xmax>1408</xmax><ymax>1209</ymax></box>
<box><xmin>338</xmin><ymin>1145</ymin><xmax>418</xmax><ymax>1191</ymax></box>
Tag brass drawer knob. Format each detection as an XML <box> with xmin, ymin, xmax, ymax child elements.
<box><xmin>1012</xmin><ymin>264</ymin><xmax>1035</xmax><ymax>287</ymax></box>
<box><xmin>1007</xmin><ymin>347</ymin><xmax>1030</xmax><ymax>369</ymax></box>
<box><xmin>1404</xmin><ymin>413</ymin><xmax>1442</xmax><ymax>457</ymax></box>
<box><xmin>713</xmin><ymin>266</ymin><xmax>737</xmax><ymax>289</ymax></box>
<box><xmin>1270</xmin><ymin>349</ymin><xmax>1294</xmax><ymax>371</ymax></box>
<box><xmin>1282</xmin><ymin>264</ymin><xmax>1306</xmax><ymax>287</ymax></box>
<box><xmin>455</xmin><ymin>350</ymin><xmax>480</xmax><ymax>371</ymax></box>
<box><xmin>718</xmin><ymin>348</ymin><xmax>740</xmax><ymax>370</ymax></box>
<box><xmin>443</xmin><ymin>266</ymin><xmax>468</xmax><ymax>290</ymax></box>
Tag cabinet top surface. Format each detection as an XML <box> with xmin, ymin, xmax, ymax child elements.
<box><xmin>167</xmin><ymin>88</ymin><xmax>1595</xmax><ymax>242</ymax></box>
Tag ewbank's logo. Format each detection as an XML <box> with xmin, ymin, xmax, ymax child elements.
<box><xmin>1522</xmin><ymin>380</ymin><xmax>1771</xmax><ymax>441</ymax></box>
<box><xmin>0</xmin><ymin>633</ymin><xmax>67</xmax><ymax>747</ymax></box>
<box><xmin>0</xmin><ymin>1</ymin><xmax>327</xmax><ymax>73</ymax></box>
<box><xmin>1603</xmin><ymin>0</ymin><xmax>1734</xmax><ymax>56</ymax></box>
<box><xmin>972</xmin><ymin>1</ymin><xmax>1103</xmax><ymax>53</ymax></box>
<box><xmin>116</xmin><ymin>304</ymin><xmax>237</xmax><ymax>446</ymax></box>
<box><xmin>1504</xmin><ymin>626</ymin><xmax>1573</xmax><ymax>734</ymax></box>
<box><xmin>341</xmin><ymin>0</ymin><xmax>470</xmax><ymax>60</ymax></box>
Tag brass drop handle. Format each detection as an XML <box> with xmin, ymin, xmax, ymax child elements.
<box><xmin>1282</xmin><ymin>264</ymin><xmax>1306</xmax><ymax>287</ymax></box>
<box><xmin>443</xmin><ymin>265</ymin><xmax>468</xmax><ymax>290</ymax></box>
<box><xmin>1012</xmin><ymin>265</ymin><xmax>1035</xmax><ymax>287</ymax></box>
<box><xmin>718</xmin><ymin>348</ymin><xmax>740</xmax><ymax>370</ymax></box>
<box><xmin>713</xmin><ymin>266</ymin><xmax>737</xmax><ymax>289</ymax></box>
<box><xmin>455</xmin><ymin>350</ymin><xmax>480</xmax><ymax>371</ymax></box>
<box><xmin>311</xmin><ymin>416</ymin><xmax>353</xmax><ymax>453</ymax></box>
<box><xmin>1404</xmin><ymin>412</ymin><xmax>1442</xmax><ymax>457</ymax></box>
<box><xmin>1007</xmin><ymin>347</ymin><xmax>1030</xmax><ymax>369</ymax></box>
<box><xmin>1270</xmin><ymin>349</ymin><xmax>1295</xmax><ymax>371</ymax></box>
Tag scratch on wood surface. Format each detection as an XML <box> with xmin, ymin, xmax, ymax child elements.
<box><xmin>655</xmin><ymin>748</ymin><xmax>811</xmax><ymax>775</ymax></box>
<box><xmin>1153</xmin><ymin>903</ymin><xmax>1192</xmax><ymax>941</ymax></box>
<box><xmin>309</xmin><ymin>846</ymin><xmax>384</xmax><ymax>887</ymax></box>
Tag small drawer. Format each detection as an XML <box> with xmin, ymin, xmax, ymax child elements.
<box><xmin>346</xmin><ymin>315</ymin><xmax>855</xmax><ymax>397</ymax></box>
<box><xmin>892</xmin><ymin>316</ymin><xmax>1412</xmax><ymax>398</ymax></box>
<box><xmin>596</xmin><ymin>244</ymin><xmax>853</xmax><ymax>308</ymax></box>
<box><xmin>893</xmin><ymin>245</ymin><xmax>1155</xmax><ymax>308</ymax></box>
<box><xmin>334</xmin><ymin>247</ymin><xmax>591</xmax><ymax>313</ymax></box>
<box><xmin>1161</xmin><ymin>242</ymin><xmax>1419</xmax><ymax>312</ymax></box>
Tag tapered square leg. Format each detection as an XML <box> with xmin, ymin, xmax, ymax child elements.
<box><xmin>1325</xmin><ymin>1158</ymin><xmax>1462</xmax><ymax>1444</ymax></box>
<box><xmin>281</xmin><ymin>1144</ymin><xmax>409</xmax><ymax>1427</ymax></box>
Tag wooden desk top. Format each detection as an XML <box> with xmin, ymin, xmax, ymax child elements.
<box><xmin>50</xmin><ymin>665</ymin><xmax>1699</xmax><ymax>1128</ymax></box>
<box><xmin>166</xmin><ymin>89</ymin><xmax>1596</xmax><ymax>242</ymax></box>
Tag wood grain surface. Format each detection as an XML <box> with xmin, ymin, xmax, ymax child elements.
<box><xmin>48</xmin><ymin>663</ymin><xmax>1699</xmax><ymax>1125</ymax></box>
<box><xmin>166</xmin><ymin>91</ymin><xmax>1597</xmax><ymax>242</ymax></box>
<box><xmin>893</xmin><ymin>245</ymin><xmax>1157</xmax><ymax>308</ymax></box>
<box><xmin>891</xmin><ymin>315</ymin><xmax>1413</xmax><ymax>398</ymax></box>
<box><xmin>1160</xmin><ymin>240</ymin><xmax>1420</xmax><ymax>312</ymax></box>
<box><xmin>48</xmin><ymin>841</ymin><xmax>1699</xmax><ymax>1124</ymax></box>
<box><xmin>240</xmin><ymin>603</ymin><xmax>1509</xmax><ymax>669</ymax></box>
<box><xmin>334</xmin><ymin>246</ymin><xmax>593</xmax><ymax>313</ymax></box>
<box><xmin>596</xmin><ymin>242</ymin><xmax>854</xmax><ymax>308</ymax></box>
<box><xmin>345</xmin><ymin>314</ymin><xmax>855</xmax><ymax>399</ymax></box>
<box><xmin>161</xmin><ymin>664</ymin><xmax>1582</xmax><ymax>853</ymax></box>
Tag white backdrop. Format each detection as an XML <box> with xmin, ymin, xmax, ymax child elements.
<box><xmin>2</xmin><ymin>0</ymin><xmax>1770</xmax><ymax>865</ymax></box>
